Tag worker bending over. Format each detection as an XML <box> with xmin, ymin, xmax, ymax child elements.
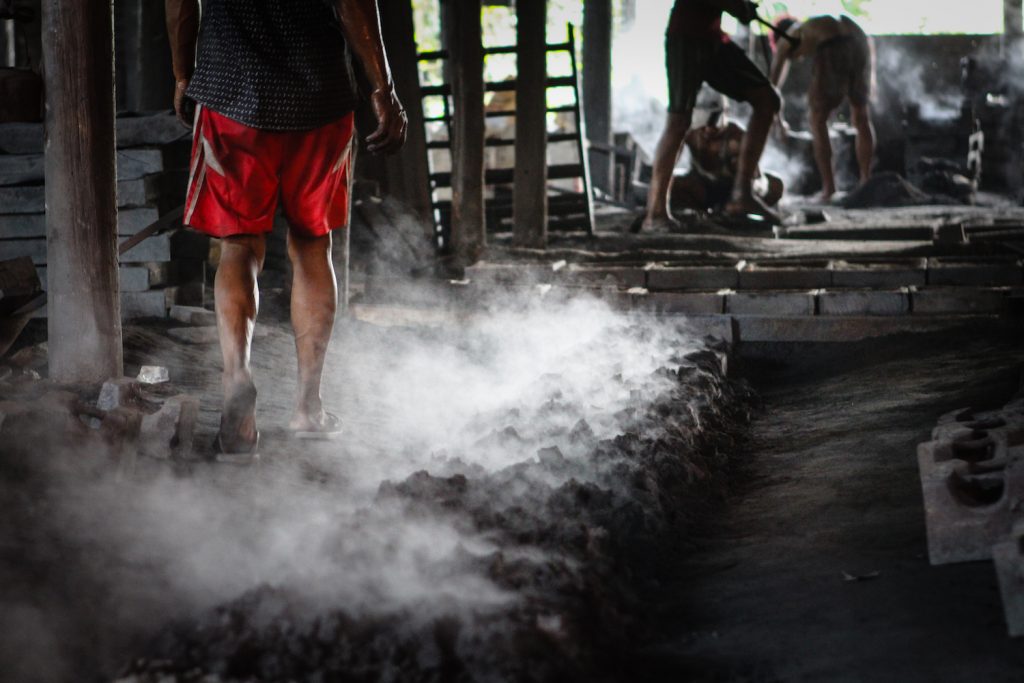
<box><xmin>771</xmin><ymin>15</ymin><xmax>875</xmax><ymax>201</ymax></box>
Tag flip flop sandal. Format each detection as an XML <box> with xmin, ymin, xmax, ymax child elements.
<box><xmin>213</xmin><ymin>429</ymin><xmax>260</xmax><ymax>465</ymax></box>
<box><xmin>715</xmin><ymin>211</ymin><xmax>778</xmax><ymax>231</ymax></box>
<box><xmin>213</xmin><ymin>382</ymin><xmax>260</xmax><ymax>464</ymax></box>
<box><xmin>290</xmin><ymin>411</ymin><xmax>343</xmax><ymax>441</ymax></box>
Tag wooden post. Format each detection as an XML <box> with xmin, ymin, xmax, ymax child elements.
<box><xmin>42</xmin><ymin>0</ymin><xmax>122</xmax><ymax>384</ymax></box>
<box><xmin>513</xmin><ymin>0</ymin><xmax>547</xmax><ymax>249</ymax></box>
<box><xmin>583</xmin><ymin>0</ymin><xmax>613</xmax><ymax>195</ymax></box>
<box><xmin>448</xmin><ymin>0</ymin><xmax>485</xmax><ymax>264</ymax></box>
<box><xmin>1006</xmin><ymin>0</ymin><xmax>1023</xmax><ymax>40</ymax></box>
<box><xmin>379</xmin><ymin>0</ymin><xmax>432</xmax><ymax>225</ymax></box>
<box><xmin>114</xmin><ymin>0</ymin><xmax>173</xmax><ymax>111</ymax></box>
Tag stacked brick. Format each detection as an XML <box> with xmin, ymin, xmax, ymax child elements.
<box><xmin>0</xmin><ymin>112</ymin><xmax>208</xmax><ymax>319</ymax></box>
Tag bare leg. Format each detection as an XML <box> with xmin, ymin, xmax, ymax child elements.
<box><xmin>809</xmin><ymin>105</ymin><xmax>836</xmax><ymax>201</ymax></box>
<box><xmin>851</xmin><ymin>102</ymin><xmax>875</xmax><ymax>184</ymax></box>
<box><xmin>643</xmin><ymin>111</ymin><xmax>692</xmax><ymax>229</ymax></box>
<box><xmin>215</xmin><ymin>234</ymin><xmax>266</xmax><ymax>448</ymax></box>
<box><xmin>286</xmin><ymin>230</ymin><xmax>337</xmax><ymax>431</ymax></box>
<box><xmin>725</xmin><ymin>85</ymin><xmax>781</xmax><ymax>221</ymax></box>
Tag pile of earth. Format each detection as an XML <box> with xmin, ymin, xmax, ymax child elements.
<box><xmin>115</xmin><ymin>343</ymin><xmax>752</xmax><ymax>682</ymax></box>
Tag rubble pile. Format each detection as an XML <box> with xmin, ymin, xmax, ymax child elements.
<box><xmin>118</xmin><ymin>323</ymin><xmax>751</xmax><ymax>682</ymax></box>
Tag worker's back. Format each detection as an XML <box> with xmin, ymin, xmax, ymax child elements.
<box><xmin>188</xmin><ymin>0</ymin><xmax>358</xmax><ymax>131</ymax></box>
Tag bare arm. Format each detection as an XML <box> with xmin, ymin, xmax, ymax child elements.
<box><xmin>770</xmin><ymin>38</ymin><xmax>792</xmax><ymax>88</ymax></box>
<box><xmin>337</xmin><ymin>0</ymin><xmax>407</xmax><ymax>154</ymax></box>
<box><xmin>165</xmin><ymin>0</ymin><xmax>200</xmax><ymax>126</ymax></box>
<box><xmin>696</xmin><ymin>0</ymin><xmax>756</xmax><ymax>23</ymax></box>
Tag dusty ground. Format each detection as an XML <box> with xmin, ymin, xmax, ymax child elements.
<box><xmin>635</xmin><ymin>327</ymin><xmax>1024</xmax><ymax>682</ymax></box>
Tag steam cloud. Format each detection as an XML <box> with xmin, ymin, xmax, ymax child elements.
<box><xmin>0</xmin><ymin>293</ymin><xmax>726</xmax><ymax>681</ymax></box>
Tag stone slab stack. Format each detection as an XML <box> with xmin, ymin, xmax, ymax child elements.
<box><xmin>0</xmin><ymin>111</ymin><xmax>208</xmax><ymax>319</ymax></box>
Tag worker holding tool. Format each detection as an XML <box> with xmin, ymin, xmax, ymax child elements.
<box><xmin>638</xmin><ymin>0</ymin><xmax>782</xmax><ymax>232</ymax></box>
<box><xmin>165</xmin><ymin>0</ymin><xmax>407</xmax><ymax>458</ymax></box>
<box><xmin>769</xmin><ymin>15</ymin><xmax>875</xmax><ymax>202</ymax></box>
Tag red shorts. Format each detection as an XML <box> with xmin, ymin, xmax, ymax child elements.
<box><xmin>184</xmin><ymin>105</ymin><xmax>355</xmax><ymax>238</ymax></box>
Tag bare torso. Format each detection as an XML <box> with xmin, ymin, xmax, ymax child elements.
<box><xmin>786</xmin><ymin>15</ymin><xmax>865</xmax><ymax>60</ymax></box>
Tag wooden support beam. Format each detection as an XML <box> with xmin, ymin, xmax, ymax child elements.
<box><xmin>114</xmin><ymin>0</ymin><xmax>173</xmax><ymax>111</ymax></box>
<box><xmin>583</xmin><ymin>0</ymin><xmax>613</xmax><ymax>195</ymax></box>
<box><xmin>1006</xmin><ymin>0</ymin><xmax>1023</xmax><ymax>40</ymax></box>
<box><xmin>42</xmin><ymin>0</ymin><xmax>122</xmax><ymax>383</ymax></box>
<box><xmin>447</xmin><ymin>0</ymin><xmax>486</xmax><ymax>264</ymax></box>
<box><xmin>513</xmin><ymin>0</ymin><xmax>548</xmax><ymax>249</ymax></box>
<box><xmin>378</xmin><ymin>0</ymin><xmax>432</xmax><ymax>225</ymax></box>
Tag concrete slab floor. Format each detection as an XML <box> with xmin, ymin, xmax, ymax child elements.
<box><xmin>633</xmin><ymin>329</ymin><xmax>1024</xmax><ymax>683</ymax></box>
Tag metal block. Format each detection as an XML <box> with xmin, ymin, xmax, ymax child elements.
<box><xmin>828</xmin><ymin>259</ymin><xmax>927</xmax><ymax>288</ymax></box>
<box><xmin>912</xmin><ymin>287</ymin><xmax>1009</xmax><ymax>315</ymax></box>
<box><xmin>918</xmin><ymin>414</ymin><xmax>1024</xmax><ymax>565</ymax></box>
<box><xmin>818</xmin><ymin>289</ymin><xmax>910</xmax><ymax>316</ymax></box>
<box><xmin>993</xmin><ymin>521</ymin><xmax>1024</xmax><ymax>637</ymax></box>
<box><xmin>557</xmin><ymin>265</ymin><xmax>646</xmax><ymax>289</ymax></box>
<box><xmin>738</xmin><ymin>261</ymin><xmax>832</xmax><ymax>290</ymax></box>
<box><xmin>642</xmin><ymin>291</ymin><xmax>724</xmax><ymax>315</ymax></box>
<box><xmin>927</xmin><ymin>258</ymin><xmax>1023</xmax><ymax>287</ymax></box>
<box><xmin>138</xmin><ymin>394</ymin><xmax>199</xmax><ymax>460</ymax></box>
<box><xmin>98</xmin><ymin>377</ymin><xmax>143</xmax><ymax>411</ymax></box>
<box><xmin>646</xmin><ymin>264</ymin><xmax>739</xmax><ymax>291</ymax></box>
<box><xmin>726</xmin><ymin>290</ymin><xmax>816</xmax><ymax>316</ymax></box>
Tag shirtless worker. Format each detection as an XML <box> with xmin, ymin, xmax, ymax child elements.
<box><xmin>672</xmin><ymin>100</ymin><xmax>784</xmax><ymax>213</ymax></box>
<box><xmin>770</xmin><ymin>15</ymin><xmax>875</xmax><ymax>201</ymax></box>
<box><xmin>166</xmin><ymin>0</ymin><xmax>407</xmax><ymax>456</ymax></box>
<box><xmin>640</xmin><ymin>0</ymin><xmax>782</xmax><ymax>232</ymax></box>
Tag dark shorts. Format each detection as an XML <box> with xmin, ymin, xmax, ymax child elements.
<box><xmin>665</xmin><ymin>36</ymin><xmax>771</xmax><ymax>114</ymax></box>
<box><xmin>812</xmin><ymin>29</ymin><xmax>872</xmax><ymax>110</ymax></box>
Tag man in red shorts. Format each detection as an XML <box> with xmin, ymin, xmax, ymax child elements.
<box><xmin>640</xmin><ymin>0</ymin><xmax>782</xmax><ymax>231</ymax></box>
<box><xmin>166</xmin><ymin>0</ymin><xmax>406</xmax><ymax>456</ymax></box>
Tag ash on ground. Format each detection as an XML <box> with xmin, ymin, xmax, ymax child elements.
<box><xmin>0</xmin><ymin>299</ymin><xmax>750</xmax><ymax>682</ymax></box>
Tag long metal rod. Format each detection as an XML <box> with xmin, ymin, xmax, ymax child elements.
<box><xmin>755</xmin><ymin>15</ymin><xmax>799</xmax><ymax>46</ymax></box>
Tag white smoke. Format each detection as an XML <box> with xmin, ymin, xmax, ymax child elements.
<box><xmin>1</xmin><ymin>292</ymin><xmax>709</xmax><ymax>680</ymax></box>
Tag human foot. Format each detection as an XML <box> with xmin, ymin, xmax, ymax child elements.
<box><xmin>632</xmin><ymin>213</ymin><xmax>681</xmax><ymax>233</ymax></box>
<box><xmin>215</xmin><ymin>379</ymin><xmax>259</xmax><ymax>457</ymax></box>
<box><xmin>288</xmin><ymin>409</ymin><xmax>343</xmax><ymax>441</ymax></box>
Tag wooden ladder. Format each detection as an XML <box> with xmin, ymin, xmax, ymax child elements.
<box><xmin>417</xmin><ymin>24</ymin><xmax>595</xmax><ymax>249</ymax></box>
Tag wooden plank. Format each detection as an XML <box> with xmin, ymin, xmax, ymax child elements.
<box><xmin>447</xmin><ymin>0</ymin><xmax>486</xmax><ymax>263</ymax></box>
<box><xmin>0</xmin><ymin>113</ymin><xmax>187</xmax><ymax>154</ymax></box>
<box><xmin>0</xmin><ymin>177</ymin><xmax>157</xmax><ymax>213</ymax></box>
<box><xmin>43</xmin><ymin>0</ymin><xmax>122</xmax><ymax>382</ymax></box>
<box><xmin>513</xmin><ymin>0</ymin><xmax>549</xmax><ymax>248</ymax></box>
<box><xmin>0</xmin><ymin>239</ymin><xmax>47</xmax><ymax>264</ymax></box>
<box><xmin>583</xmin><ymin>0</ymin><xmax>613</xmax><ymax>194</ymax></box>
<box><xmin>36</xmin><ymin>265</ymin><xmax>152</xmax><ymax>292</ymax></box>
<box><xmin>0</xmin><ymin>148</ymin><xmax>162</xmax><ymax>185</ymax></box>
<box><xmin>115</xmin><ymin>112</ymin><xmax>189</xmax><ymax>147</ymax></box>
<box><xmin>0</xmin><ymin>207</ymin><xmax>159</xmax><ymax>238</ymax></box>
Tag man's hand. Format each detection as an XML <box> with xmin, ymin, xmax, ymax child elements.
<box><xmin>366</xmin><ymin>87</ymin><xmax>407</xmax><ymax>155</ymax></box>
<box><xmin>725</xmin><ymin>0</ymin><xmax>758</xmax><ymax>25</ymax></box>
<box><xmin>173</xmin><ymin>78</ymin><xmax>194</xmax><ymax>129</ymax></box>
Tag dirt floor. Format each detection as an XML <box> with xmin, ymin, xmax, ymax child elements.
<box><xmin>636</xmin><ymin>328</ymin><xmax>1024</xmax><ymax>682</ymax></box>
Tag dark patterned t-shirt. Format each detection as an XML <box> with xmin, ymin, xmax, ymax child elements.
<box><xmin>187</xmin><ymin>0</ymin><xmax>360</xmax><ymax>131</ymax></box>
